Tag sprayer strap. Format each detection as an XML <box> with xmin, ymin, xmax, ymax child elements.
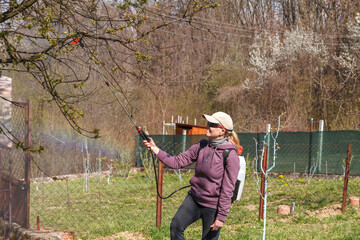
<box><xmin>197</xmin><ymin>140</ymin><xmax>235</xmax><ymax>167</ymax></box>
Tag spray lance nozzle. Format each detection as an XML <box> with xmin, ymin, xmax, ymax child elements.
<box><xmin>136</xmin><ymin>126</ymin><xmax>150</xmax><ymax>142</ymax></box>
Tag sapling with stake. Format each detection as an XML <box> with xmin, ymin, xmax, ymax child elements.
<box><xmin>253</xmin><ymin>115</ymin><xmax>281</xmax><ymax>240</ymax></box>
<box><xmin>82</xmin><ymin>138</ymin><xmax>90</xmax><ymax>192</ymax></box>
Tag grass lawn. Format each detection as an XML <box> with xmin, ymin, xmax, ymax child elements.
<box><xmin>30</xmin><ymin>172</ymin><xmax>360</xmax><ymax>240</ymax></box>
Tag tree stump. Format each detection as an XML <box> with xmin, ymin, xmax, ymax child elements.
<box><xmin>349</xmin><ymin>196</ymin><xmax>360</xmax><ymax>206</ymax></box>
<box><xmin>277</xmin><ymin>205</ymin><xmax>291</xmax><ymax>215</ymax></box>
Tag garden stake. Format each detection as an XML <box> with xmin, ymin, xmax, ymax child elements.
<box><xmin>259</xmin><ymin>146</ymin><xmax>268</xmax><ymax>221</ymax></box>
<box><xmin>326</xmin><ymin>161</ymin><xmax>328</xmax><ymax>178</ymax></box>
<box><xmin>342</xmin><ymin>144</ymin><xmax>352</xmax><ymax>212</ymax></box>
<box><xmin>37</xmin><ymin>216</ymin><xmax>40</xmax><ymax>230</ymax></box>
<box><xmin>156</xmin><ymin>161</ymin><xmax>164</xmax><ymax>228</ymax></box>
<box><xmin>293</xmin><ymin>163</ymin><xmax>296</xmax><ymax>186</ymax></box>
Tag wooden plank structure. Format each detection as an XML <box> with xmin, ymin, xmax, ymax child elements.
<box><xmin>175</xmin><ymin>123</ymin><xmax>207</xmax><ymax>135</ymax></box>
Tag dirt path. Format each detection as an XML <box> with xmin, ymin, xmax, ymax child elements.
<box><xmin>91</xmin><ymin>231</ymin><xmax>145</xmax><ymax>240</ymax></box>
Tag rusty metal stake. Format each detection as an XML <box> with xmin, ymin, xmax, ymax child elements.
<box><xmin>156</xmin><ymin>161</ymin><xmax>164</xmax><ymax>228</ymax></box>
<box><xmin>342</xmin><ymin>144</ymin><xmax>352</xmax><ymax>212</ymax></box>
<box><xmin>37</xmin><ymin>216</ymin><xmax>40</xmax><ymax>230</ymax></box>
<box><xmin>259</xmin><ymin>146</ymin><xmax>268</xmax><ymax>220</ymax></box>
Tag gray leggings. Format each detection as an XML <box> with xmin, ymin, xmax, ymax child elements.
<box><xmin>170</xmin><ymin>194</ymin><xmax>221</xmax><ymax>240</ymax></box>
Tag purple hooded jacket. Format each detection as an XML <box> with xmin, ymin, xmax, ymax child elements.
<box><xmin>156</xmin><ymin>139</ymin><xmax>240</xmax><ymax>222</ymax></box>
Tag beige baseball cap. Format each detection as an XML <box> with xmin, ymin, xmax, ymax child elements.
<box><xmin>203</xmin><ymin>112</ymin><xmax>233</xmax><ymax>132</ymax></box>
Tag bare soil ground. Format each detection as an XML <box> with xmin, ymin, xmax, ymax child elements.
<box><xmin>306</xmin><ymin>204</ymin><xmax>360</xmax><ymax>218</ymax></box>
<box><xmin>305</xmin><ymin>204</ymin><xmax>342</xmax><ymax>218</ymax></box>
<box><xmin>91</xmin><ymin>231</ymin><xmax>146</xmax><ymax>240</ymax></box>
<box><xmin>246</xmin><ymin>203</ymin><xmax>360</xmax><ymax>218</ymax></box>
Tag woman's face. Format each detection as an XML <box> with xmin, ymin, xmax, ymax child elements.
<box><xmin>206</xmin><ymin>122</ymin><xmax>226</xmax><ymax>139</ymax></box>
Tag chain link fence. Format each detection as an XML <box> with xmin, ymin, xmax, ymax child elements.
<box><xmin>0</xmin><ymin>101</ymin><xmax>28</xmax><ymax>179</ymax></box>
<box><xmin>2</xmin><ymin>113</ymin><xmax>359</xmax><ymax>239</ymax></box>
<box><xmin>29</xmin><ymin>128</ymin><xmax>141</xmax><ymax>238</ymax></box>
<box><xmin>0</xmin><ymin>100</ymin><xmax>30</xmax><ymax>231</ymax></box>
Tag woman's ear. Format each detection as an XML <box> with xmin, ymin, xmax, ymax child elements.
<box><xmin>220</xmin><ymin>128</ymin><xmax>226</xmax><ymax>137</ymax></box>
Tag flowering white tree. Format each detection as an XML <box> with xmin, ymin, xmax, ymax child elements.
<box><xmin>336</xmin><ymin>13</ymin><xmax>360</xmax><ymax>75</ymax></box>
<box><xmin>329</xmin><ymin>12</ymin><xmax>360</xmax><ymax>129</ymax></box>
<box><xmin>249</xmin><ymin>28</ymin><xmax>328</xmax><ymax>88</ymax></box>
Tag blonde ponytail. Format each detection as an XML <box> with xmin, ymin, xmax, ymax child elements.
<box><xmin>227</xmin><ymin>131</ymin><xmax>241</xmax><ymax>151</ymax></box>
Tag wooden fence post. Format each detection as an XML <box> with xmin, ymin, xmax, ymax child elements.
<box><xmin>342</xmin><ymin>144</ymin><xmax>352</xmax><ymax>212</ymax></box>
<box><xmin>156</xmin><ymin>161</ymin><xmax>164</xmax><ymax>228</ymax></box>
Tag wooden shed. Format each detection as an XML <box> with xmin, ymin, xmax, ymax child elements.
<box><xmin>175</xmin><ymin>123</ymin><xmax>207</xmax><ymax>135</ymax></box>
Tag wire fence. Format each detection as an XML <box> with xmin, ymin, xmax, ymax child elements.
<box><xmin>0</xmin><ymin>100</ymin><xmax>30</xmax><ymax>233</ymax></box>
<box><xmin>28</xmin><ymin>128</ymin><xmax>138</xmax><ymax>238</ymax></box>
<box><xmin>1</xmin><ymin>110</ymin><xmax>360</xmax><ymax>239</ymax></box>
<box><xmin>0</xmin><ymin>101</ymin><xmax>28</xmax><ymax>180</ymax></box>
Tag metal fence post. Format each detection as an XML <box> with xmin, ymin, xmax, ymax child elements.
<box><xmin>318</xmin><ymin>120</ymin><xmax>324</xmax><ymax>173</ymax></box>
<box><xmin>308</xmin><ymin>118</ymin><xmax>313</xmax><ymax>175</ymax></box>
<box><xmin>24</xmin><ymin>101</ymin><xmax>32</xmax><ymax>228</ymax></box>
<box><xmin>6</xmin><ymin>148</ymin><xmax>12</xmax><ymax>239</ymax></box>
<box><xmin>257</xmin><ymin>126</ymin><xmax>260</xmax><ymax>172</ymax></box>
<box><xmin>182</xmin><ymin>130</ymin><xmax>187</xmax><ymax>153</ymax></box>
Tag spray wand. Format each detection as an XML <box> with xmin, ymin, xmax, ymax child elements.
<box><xmin>69</xmin><ymin>34</ymin><xmax>149</xmax><ymax>142</ymax></box>
<box><xmin>101</xmin><ymin>77</ymin><xmax>190</xmax><ymax>199</ymax></box>
<box><xmin>103</xmin><ymin>80</ymin><xmax>150</xmax><ymax>142</ymax></box>
<box><xmin>103</xmin><ymin>78</ymin><xmax>190</xmax><ymax>199</ymax></box>
<box><xmin>78</xmin><ymin>41</ymin><xmax>190</xmax><ymax>199</ymax></box>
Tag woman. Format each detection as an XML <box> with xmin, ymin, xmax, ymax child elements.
<box><xmin>143</xmin><ymin>112</ymin><xmax>240</xmax><ymax>240</ymax></box>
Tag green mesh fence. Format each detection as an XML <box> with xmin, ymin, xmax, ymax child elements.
<box><xmin>135</xmin><ymin>130</ymin><xmax>360</xmax><ymax>176</ymax></box>
<box><xmin>17</xmin><ymin>129</ymin><xmax>358</xmax><ymax>238</ymax></box>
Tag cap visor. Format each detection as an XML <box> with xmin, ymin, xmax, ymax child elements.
<box><xmin>202</xmin><ymin>114</ymin><xmax>220</xmax><ymax>124</ymax></box>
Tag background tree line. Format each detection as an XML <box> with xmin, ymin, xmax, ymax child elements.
<box><xmin>1</xmin><ymin>0</ymin><xmax>359</xmax><ymax>153</ymax></box>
